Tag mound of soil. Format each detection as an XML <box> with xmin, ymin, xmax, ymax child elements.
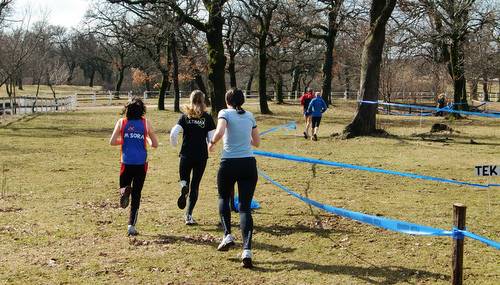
<box><xmin>430</xmin><ymin>123</ymin><xmax>453</xmax><ymax>133</ymax></box>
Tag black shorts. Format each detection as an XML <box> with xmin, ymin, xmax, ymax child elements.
<box><xmin>312</xmin><ymin>116</ymin><xmax>322</xmax><ymax>128</ymax></box>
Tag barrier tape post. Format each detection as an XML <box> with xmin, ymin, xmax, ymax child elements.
<box><xmin>452</xmin><ymin>203</ymin><xmax>466</xmax><ymax>285</ymax></box>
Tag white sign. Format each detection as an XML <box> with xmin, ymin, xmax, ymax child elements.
<box><xmin>475</xmin><ymin>165</ymin><xmax>499</xmax><ymax>176</ymax></box>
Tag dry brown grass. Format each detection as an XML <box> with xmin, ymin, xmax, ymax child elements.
<box><xmin>0</xmin><ymin>101</ymin><xmax>498</xmax><ymax>284</ymax></box>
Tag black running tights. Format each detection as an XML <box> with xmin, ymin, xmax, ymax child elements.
<box><xmin>217</xmin><ymin>157</ymin><xmax>258</xmax><ymax>250</ymax></box>
<box><xmin>120</xmin><ymin>164</ymin><xmax>147</xmax><ymax>226</ymax></box>
<box><xmin>179</xmin><ymin>157</ymin><xmax>208</xmax><ymax>215</ymax></box>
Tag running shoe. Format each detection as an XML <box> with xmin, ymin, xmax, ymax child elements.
<box><xmin>119</xmin><ymin>186</ymin><xmax>132</xmax><ymax>209</ymax></box>
<box><xmin>241</xmin><ymin>249</ymin><xmax>253</xmax><ymax>268</ymax></box>
<box><xmin>312</xmin><ymin>134</ymin><xmax>318</xmax><ymax>141</ymax></box>
<box><xmin>177</xmin><ymin>184</ymin><xmax>189</xmax><ymax>209</ymax></box>
<box><xmin>217</xmin><ymin>234</ymin><xmax>235</xmax><ymax>251</ymax></box>
<box><xmin>127</xmin><ymin>225</ymin><xmax>138</xmax><ymax>236</ymax></box>
<box><xmin>185</xmin><ymin>214</ymin><xmax>196</xmax><ymax>225</ymax></box>
<box><xmin>303</xmin><ymin>131</ymin><xmax>309</xmax><ymax>139</ymax></box>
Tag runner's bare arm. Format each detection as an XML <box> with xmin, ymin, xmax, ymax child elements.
<box><xmin>208</xmin><ymin>118</ymin><xmax>226</xmax><ymax>152</ymax></box>
<box><xmin>146</xmin><ymin>120</ymin><xmax>159</xmax><ymax>148</ymax></box>
<box><xmin>251</xmin><ymin>127</ymin><xmax>260</xmax><ymax>147</ymax></box>
<box><xmin>109</xmin><ymin>119</ymin><xmax>122</xmax><ymax>146</ymax></box>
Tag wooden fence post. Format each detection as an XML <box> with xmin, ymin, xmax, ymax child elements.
<box><xmin>452</xmin><ymin>203</ymin><xmax>466</xmax><ymax>285</ymax></box>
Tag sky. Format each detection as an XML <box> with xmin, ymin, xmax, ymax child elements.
<box><xmin>13</xmin><ymin>0</ymin><xmax>89</xmax><ymax>28</ymax></box>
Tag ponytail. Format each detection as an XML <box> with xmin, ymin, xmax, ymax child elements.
<box><xmin>225</xmin><ymin>88</ymin><xmax>246</xmax><ymax>114</ymax></box>
<box><xmin>235</xmin><ymin>105</ymin><xmax>245</xmax><ymax>114</ymax></box>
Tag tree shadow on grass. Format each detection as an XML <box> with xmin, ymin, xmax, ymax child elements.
<box><xmin>253</xmin><ymin>222</ymin><xmax>352</xmax><ymax>238</ymax></box>
<box><xmin>0</xmin><ymin>126</ymin><xmax>112</xmax><ymax>138</ymax></box>
<box><xmin>0</xmin><ymin>113</ymin><xmax>42</xmax><ymax>128</ymax></box>
<box><xmin>227</xmin><ymin>258</ymin><xmax>449</xmax><ymax>284</ymax></box>
<box><xmin>133</xmin><ymin>234</ymin><xmax>296</xmax><ymax>253</ymax></box>
<box><xmin>156</xmin><ymin>234</ymin><xmax>218</xmax><ymax>246</ymax></box>
<box><xmin>369</xmin><ymin>131</ymin><xmax>500</xmax><ymax>147</ymax></box>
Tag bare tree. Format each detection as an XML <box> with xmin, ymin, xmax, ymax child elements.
<box><xmin>167</xmin><ymin>0</ymin><xmax>228</xmax><ymax>115</ymax></box>
<box><xmin>103</xmin><ymin>1</ymin><xmax>176</xmax><ymax>109</ymax></box>
<box><xmin>108</xmin><ymin>0</ymin><xmax>228</xmax><ymax>115</ymax></box>
<box><xmin>403</xmin><ymin>0</ymin><xmax>498</xmax><ymax>111</ymax></box>
<box><xmin>224</xmin><ymin>5</ymin><xmax>247</xmax><ymax>88</ymax></box>
<box><xmin>0</xmin><ymin>0</ymin><xmax>13</xmax><ymax>27</ymax></box>
<box><xmin>54</xmin><ymin>29</ymin><xmax>79</xmax><ymax>85</ymax></box>
<box><xmin>86</xmin><ymin>3</ymin><xmax>142</xmax><ymax>93</ymax></box>
<box><xmin>305</xmin><ymin>0</ymin><xmax>345</xmax><ymax>105</ymax></box>
<box><xmin>343</xmin><ymin>0</ymin><xmax>397</xmax><ymax>138</ymax></box>
<box><xmin>465</xmin><ymin>17</ymin><xmax>498</xmax><ymax>102</ymax></box>
<box><xmin>235</xmin><ymin>0</ymin><xmax>283</xmax><ymax>114</ymax></box>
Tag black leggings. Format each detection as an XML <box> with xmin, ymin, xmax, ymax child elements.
<box><xmin>120</xmin><ymin>164</ymin><xmax>147</xmax><ymax>226</ymax></box>
<box><xmin>179</xmin><ymin>157</ymin><xmax>208</xmax><ymax>215</ymax></box>
<box><xmin>217</xmin><ymin>157</ymin><xmax>258</xmax><ymax>250</ymax></box>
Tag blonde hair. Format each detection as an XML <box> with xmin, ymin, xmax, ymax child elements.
<box><xmin>182</xmin><ymin>90</ymin><xmax>206</xmax><ymax>118</ymax></box>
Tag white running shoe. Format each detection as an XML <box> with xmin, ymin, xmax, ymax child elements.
<box><xmin>185</xmin><ymin>214</ymin><xmax>196</xmax><ymax>225</ymax></box>
<box><xmin>241</xmin><ymin>249</ymin><xmax>253</xmax><ymax>268</ymax></box>
<box><xmin>127</xmin><ymin>225</ymin><xmax>138</xmax><ymax>236</ymax></box>
<box><xmin>217</xmin><ymin>234</ymin><xmax>235</xmax><ymax>251</ymax></box>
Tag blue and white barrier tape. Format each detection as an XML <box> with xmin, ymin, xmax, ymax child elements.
<box><xmin>259</xmin><ymin>170</ymin><xmax>500</xmax><ymax>249</ymax></box>
<box><xmin>359</xmin><ymin>100</ymin><xmax>500</xmax><ymax>118</ymax></box>
<box><xmin>254</xmin><ymin>150</ymin><xmax>493</xmax><ymax>188</ymax></box>
<box><xmin>458</xmin><ymin>229</ymin><xmax>500</xmax><ymax>249</ymax></box>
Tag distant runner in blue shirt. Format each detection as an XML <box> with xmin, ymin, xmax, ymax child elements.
<box><xmin>307</xmin><ymin>92</ymin><xmax>328</xmax><ymax>141</ymax></box>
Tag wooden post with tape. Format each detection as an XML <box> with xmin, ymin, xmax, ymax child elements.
<box><xmin>452</xmin><ymin>203</ymin><xmax>466</xmax><ymax>285</ymax></box>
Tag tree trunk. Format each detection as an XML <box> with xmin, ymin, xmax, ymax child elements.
<box><xmin>205</xmin><ymin>5</ymin><xmax>227</xmax><ymax>117</ymax></box>
<box><xmin>343</xmin><ymin>66</ymin><xmax>350</xmax><ymax>99</ymax></box>
<box><xmin>158</xmin><ymin>41</ymin><xmax>172</xmax><ymax>111</ymax></box>
<box><xmin>115</xmin><ymin>68</ymin><xmax>125</xmax><ymax>93</ymax></box>
<box><xmin>275</xmin><ymin>74</ymin><xmax>284</xmax><ymax>104</ymax></box>
<box><xmin>32</xmin><ymin>79</ymin><xmax>41</xmax><ymax>112</ymax></box>
<box><xmin>17</xmin><ymin>74</ymin><xmax>23</xmax><ymax>90</ymax></box>
<box><xmin>448</xmin><ymin>39</ymin><xmax>468</xmax><ymax>111</ymax></box>
<box><xmin>258</xmin><ymin>38</ymin><xmax>271</xmax><ymax>114</ymax></box>
<box><xmin>482</xmin><ymin>77</ymin><xmax>489</xmax><ymax>102</ymax></box>
<box><xmin>431</xmin><ymin>63</ymin><xmax>441</xmax><ymax>101</ymax></box>
<box><xmin>343</xmin><ymin>0</ymin><xmax>396</xmax><ymax>138</ymax></box>
<box><xmin>291</xmin><ymin>66</ymin><xmax>300</xmax><ymax>94</ymax></box>
<box><xmin>470</xmin><ymin>78</ymin><xmax>478</xmax><ymax>101</ymax></box>
<box><xmin>320</xmin><ymin>7</ymin><xmax>340</xmax><ymax>106</ymax></box>
<box><xmin>66</xmin><ymin>62</ymin><xmax>76</xmax><ymax>85</ymax></box>
<box><xmin>171</xmin><ymin>36</ymin><xmax>180</xmax><ymax>113</ymax></box>
<box><xmin>194</xmin><ymin>72</ymin><xmax>210</xmax><ymax>106</ymax></box>
<box><xmin>246</xmin><ymin>71</ymin><xmax>254</xmax><ymax>96</ymax></box>
<box><xmin>48</xmin><ymin>83</ymin><xmax>58</xmax><ymax>111</ymax></box>
<box><xmin>89</xmin><ymin>70</ymin><xmax>95</xmax><ymax>88</ymax></box>
<box><xmin>228</xmin><ymin>52</ymin><xmax>237</xmax><ymax>88</ymax></box>
<box><xmin>158</xmin><ymin>70</ymin><xmax>168</xmax><ymax>111</ymax></box>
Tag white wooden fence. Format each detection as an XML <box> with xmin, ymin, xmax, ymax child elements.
<box><xmin>0</xmin><ymin>95</ymin><xmax>77</xmax><ymax>118</ymax></box>
<box><xmin>74</xmin><ymin>89</ymin><xmax>499</xmax><ymax>107</ymax></box>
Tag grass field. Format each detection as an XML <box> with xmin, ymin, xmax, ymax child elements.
<box><xmin>0</xmin><ymin>101</ymin><xmax>498</xmax><ymax>284</ymax></box>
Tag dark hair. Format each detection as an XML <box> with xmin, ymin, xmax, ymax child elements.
<box><xmin>122</xmin><ymin>97</ymin><xmax>146</xmax><ymax>119</ymax></box>
<box><xmin>225</xmin><ymin>88</ymin><xmax>245</xmax><ymax>114</ymax></box>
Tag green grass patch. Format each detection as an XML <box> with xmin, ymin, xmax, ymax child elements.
<box><xmin>0</xmin><ymin>102</ymin><xmax>498</xmax><ymax>284</ymax></box>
